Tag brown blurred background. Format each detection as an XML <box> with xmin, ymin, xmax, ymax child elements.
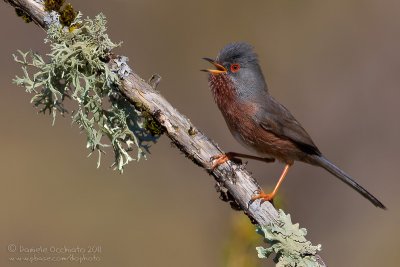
<box><xmin>1</xmin><ymin>1</ymin><xmax>399</xmax><ymax>266</ymax></box>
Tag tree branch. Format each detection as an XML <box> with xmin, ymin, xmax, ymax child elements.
<box><xmin>4</xmin><ymin>0</ymin><xmax>326</xmax><ymax>265</ymax></box>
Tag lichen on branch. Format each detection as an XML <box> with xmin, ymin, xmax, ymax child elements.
<box><xmin>256</xmin><ymin>210</ymin><xmax>322</xmax><ymax>267</ymax></box>
<box><xmin>13</xmin><ymin>13</ymin><xmax>160</xmax><ymax>172</ymax></box>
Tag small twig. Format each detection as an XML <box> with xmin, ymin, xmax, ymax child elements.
<box><xmin>148</xmin><ymin>74</ymin><xmax>162</xmax><ymax>89</ymax></box>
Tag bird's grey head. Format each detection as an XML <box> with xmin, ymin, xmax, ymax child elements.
<box><xmin>212</xmin><ymin>42</ymin><xmax>268</xmax><ymax>99</ymax></box>
<box><xmin>217</xmin><ymin>42</ymin><xmax>258</xmax><ymax>66</ymax></box>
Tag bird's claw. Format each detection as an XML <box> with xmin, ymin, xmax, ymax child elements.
<box><xmin>210</xmin><ymin>154</ymin><xmax>221</xmax><ymax>161</ymax></box>
<box><xmin>248</xmin><ymin>190</ymin><xmax>274</xmax><ymax>207</ymax></box>
<box><xmin>210</xmin><ymin>152</ymin><xmax>245</xmax><ymax>170</ymax></box>
<box><xmin>210</xmin><ymin>154</ymin><xmax>229</xmax><ymax>170</ymax></box>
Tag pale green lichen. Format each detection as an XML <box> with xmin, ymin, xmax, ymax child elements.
<box><xmin>44</xmin><ymin>10</ymin><xmax>60</xmax><ymax>27</ymax></box>
<box><xmin>113</xmin><ymin>56</ymin><xmax>132</xmax><ymax>79</ymax></box>
<box><xmin>13</xmin><ymin>13</ymin><xmax>159</xmax><ymax>172</ymax></box>
<box><xmin>256</xmin><ymin>210</ymin><xmax>322</xmax><ymax>267</ymax></box>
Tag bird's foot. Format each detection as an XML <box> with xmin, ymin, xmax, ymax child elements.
<box><xmin>210</xmin><ymin>154</ymin><xmax>229</xmax><ymax>170</ymax></box>
<box><xmin>248</xmin><ymin>190</ymin><xmax>275</xmax><ymax>207</ymax></box>
<box><xmin>210</xmin><ymin>153</ymin><xmax>242</xmax><ymax>170</ymax></box>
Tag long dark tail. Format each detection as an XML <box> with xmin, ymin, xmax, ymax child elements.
<box><xmin>310</xmin><ymin>155</ymin><xmax>386</xmax><ymax>209</ymax></box>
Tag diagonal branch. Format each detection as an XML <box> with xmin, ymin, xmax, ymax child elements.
<box><xmin>4</xmin><ymin>0</ymin><xmax>326</xmax><ymax>265</ymax></box>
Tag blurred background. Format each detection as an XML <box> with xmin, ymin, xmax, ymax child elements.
<box><xmin>1</xmin><ymin>0</ymin><xmax>399</xmax><ymax>266</ymax></box>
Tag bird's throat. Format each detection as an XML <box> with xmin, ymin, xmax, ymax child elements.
<box><xmin>208</xmin><ymin>74</ymin><xmax>237</xmax><ymax>111</ymax></box>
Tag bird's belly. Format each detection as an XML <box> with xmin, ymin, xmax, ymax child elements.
<box><xmin>222</xmin><ymin>108</ymin><xmax>300</xmax><ymax>163</ymax></box>
<box><xmin>229</xmin><ymin>127</ymin><xmax>273</xmax><ymax>157</ymax></box>
<box><xmin>222</xmin><ymin>108</ymin><xmax>271</xmax><ymax>156</ymax></box>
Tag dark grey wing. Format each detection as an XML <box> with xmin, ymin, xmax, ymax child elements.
<box><xmin>257</xmin><ymin>96</ymin><xmax>321</xmax><ymax>156</ymax></box>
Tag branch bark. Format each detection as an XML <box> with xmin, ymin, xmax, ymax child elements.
<box><xmin>4</xmin><ymin>0</ymin><xmax>326</xmax><ymax>265</ymax></box>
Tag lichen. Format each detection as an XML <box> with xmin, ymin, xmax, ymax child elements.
<box><xmin>59</xmin><ymin>3</ymin><xmax>76</xmax><ymax>27</ymax></box>
<box><xmin>256</xmin><ymin>210</ymin><xmax>322</xmax><ymax>267</ymax></box>
<box><xmin>143</xmin><ymin>114</ymin><xmax>164</xmax><ymax>136</ymax></box>
<box><xmin>43</xmin><ymin>0</ymin><xmax>76</xmax><ymax>28</ymax></box>
<box><xmin>13</xmin><ymin>13</ymin><xmax>159</xmax><ymax>172</ymax></box>
<box><xmin>44</xmin><ymin>0</ymin><xmax>65</xmax><ymax>12</ymax></box>
<box><xmin>130</xmin><ymin>101</ymin><xmax>164</xmax><ymax>137</ymax></box>
<box><xmin>44</xmin><ymin>10</ymin><xmax>60</xmax><ymax>27</ymax></box>
<box><xmin>113</xmin><ymin>56</ymin><xmax>132</xmax><ymax>79</ymax></box>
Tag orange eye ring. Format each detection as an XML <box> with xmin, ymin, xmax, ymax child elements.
<box><xmin>230</xmin><ymin>63</ymin><xmax>241</xmax><ymax>73</ymax></box>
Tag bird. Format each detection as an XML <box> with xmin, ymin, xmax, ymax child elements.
<box><xmin>202</xmin><ymin>42</ymin><xmax>386</xmax><ymax>209</ymax></box>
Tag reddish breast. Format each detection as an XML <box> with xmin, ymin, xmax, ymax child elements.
<box><xmin>208</xmin><ymin>74</ymin><xmax>300</xmax><ymax>163</ymax></box>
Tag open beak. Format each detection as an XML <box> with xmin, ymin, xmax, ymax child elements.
<box><xmin>201</xmin><ymin>58</ymin><xmax>227</xmax><ymax>74</ymax></box>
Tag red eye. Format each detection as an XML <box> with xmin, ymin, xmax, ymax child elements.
<box><xmin>230</xmin><ymin>63</ymin><xmax>240</xmax><ymax>73</ymax></box>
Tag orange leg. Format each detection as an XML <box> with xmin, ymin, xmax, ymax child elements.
<box><xmin>251</xmin><ymin>164</ymin><xmax>291</xmax><ymax>204</ymax></box>
<box><xmin>210</xmin><ymin>152</ymin><xmax>275</xmax><ymax>170</ymax></box>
